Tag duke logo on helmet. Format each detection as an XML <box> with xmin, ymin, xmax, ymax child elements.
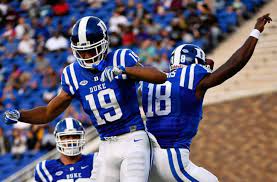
<box><xmin>170</xmin><ymin>44</ymin><xmax>206</xmax><ymax>70</ymax></box>
<box><xmin>71</xmin><ymin>16</ymin><xmax>109</xmax><ymax>69</ymax></box>
<box><xmin>54</xmin><ymin>118</ymin><xmax>86</xmax><ymax>156</ymax></box>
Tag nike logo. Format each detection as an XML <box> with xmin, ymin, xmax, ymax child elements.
<box><xmin>134</xmin><ymin>139</ymin><xmax>143</xmax><ymax>142</ymax></box>
<box><xmin>81</xmin><ymin>165</ymin><xmax>89</xmax><ymax>169</ymax></box>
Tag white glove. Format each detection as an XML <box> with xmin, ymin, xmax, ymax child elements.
<box><xmin>100</xmin><ymin>66</ymin><xmax>126</xmax><ymax>82</ymax></box>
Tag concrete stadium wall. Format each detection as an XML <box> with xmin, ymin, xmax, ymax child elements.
<box><xmin>190</xmin><ymin>92</ymin><xmax>276</xmax><ymax>182</ymax></box>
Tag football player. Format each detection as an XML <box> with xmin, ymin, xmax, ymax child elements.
<box><xmin>140</xmin><ymin>14</ymin><xmax>272</xmax><ymax>182</ymax></box>
<box><xmin>4</xmin><ymin>16</ymin><xmax>167</xmax><ymax>182</ymax></box>
<box><xmin>34</xmin><ymin>118</ymin><xmax>97</xmax><ymax>182</ymax></box>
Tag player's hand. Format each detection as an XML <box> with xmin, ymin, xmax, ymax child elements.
<box><xmin>3</xmin><ymin>109</ymin><xmax>20</xmax><ymax>125</ymax></box>
<box><xmin>100</xmin><ymin>65</ymin><xmax>126</xmax><ymax>82</ymax></box>
<box><xmin>206</xmin><ymin>58</ymin><xmax>214</xmax><ymax>71</ymax></box>
<box><xmin>254</xmin><ymin>13</ymin><xmax>272</xmax><ymax>32</ymax></box>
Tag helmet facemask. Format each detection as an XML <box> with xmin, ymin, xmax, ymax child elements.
<box><xmin>55</xmin><ymin>131</ymin><xmax>85</xmax><ymax>156</ymax></box>
<box><xmin>71</xmin><ymin>38</ymin><xmax>109</xmax><ymax>69</ymax></box>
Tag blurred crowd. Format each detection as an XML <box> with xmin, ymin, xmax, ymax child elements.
<box><xmin>0</xmin><ymin>0</ymin><xmax>266</xmax><ymax>159</ymax></box>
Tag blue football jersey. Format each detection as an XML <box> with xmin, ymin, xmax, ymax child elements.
<box><xmin>141</xmin><ymin>64</ymin><xmax>211</xmax><ymax>149</ymax></box>
<box><xmin>61</xmin><ymin>49</ymin><xmax>144</xmax><ymax>139</ymax></box>
<box><xmin>34</xmin><ymin>154</ymin><xmax>96</xmax><ymax>182</ymax></box>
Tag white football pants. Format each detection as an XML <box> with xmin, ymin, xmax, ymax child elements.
<box><xmin>94</xmin><ymin>130</ymin><xmax>151</xmax><ymax>182</ymax></box>
<box><xmin>149</xmin><ymin>135</ymin><xmax>218</xmax><ymax>182</ymax></box>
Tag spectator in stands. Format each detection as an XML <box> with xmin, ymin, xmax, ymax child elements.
<box><xmin>26</xmin><ymin>125</ymin><xmax>43</xmax><ymax>152</ymax></box>
<box><xmin>144</xmin><ymin>18</ymin><xmax>161</xmax><ymax>36</ymax></box>
<box><xmin>1</xmin><ymin>23</ymin><xmax>16</xmax><ymax>38</ymax></box>
<box><xmin>109</xmin><ymin>9</ymin><xmax>129</xmax><ymax>33</ymax></box>
<box><xmin>4</xmin><ymin>36</ymin><xmax>18</xmax><ymax>57</ymax></box>
<box><xmin>42</xmin><ymin>16</ymin><xmax>55</xmax><ymax>38</ymax></box>
<box><xmin>52</xmin><ymin>0</ymin><xmax>69</xmax><ymax>16</ymax></box>
<box><xmin>18</xmin><ymin>33</ymin><xmax>35</xmax><ymax>55</ymax></box>
<box><xmin>5</xmin><ymin>7</ymin><xmax>19</xmax><ymax>25</ymax></box>
<box><xmin>34</xmin><ymin>52</ymin><xmax>50</xmax><ymax>74</ymax></box>
<box><xmin>139</xmin><ymin>39</ymin><xmax>157</xmax><ymax>64</ymax></box>
<box><xmin>126</xmin><ymin>0</ymin><xmax>136</xmax><ymax>19</ymax></box>
<box><xmin>42</xmin><ymin>66</ymin><xmax>58</xmax><ymax>89</ymax></box>
<box><xmin>26</xmin><ymin>127</ymin><xmax>39</xmax><ymax>152</ymax></box>
<box><xmin>45</xmin><ymin>31</ymin><xmax>68</xmax><ymax>52</ymax></box>
<box><xmin>225</xmin><ymin>6</ymin><xmax>238</xmax><ymax>32</ymax></box>
<box><xmin>232</xmin><ymin>0</ymin><xmax>249</xmax><ymax>21</ymax></box>
<box><xmin>135</xmin><ymin>2</ymin><xmax>148</xmax><ymax>19</ymax></box>
<box><xmin>11</xmin><ymin>128</ymin><xmax>27</xmax><ymax>160</ymax></box>
<box><xmin>20</xmin><ymin>0</ymin><xmax>40</xmax><ymax>12</ymax></box>
<box><xmin>15</xmin><ymin>17</ymin><xmax>30</xmax><ymax>40</ymax></box>
<box><xmin>35</xmin><ymin>34</ymin><xmax>46</xmax><ymax>53</ymax></box>
<box><xmin>109</xmin><ymin>31</ymin><xmax>122</xmax><ymax>48</ymax></box>
<box><xmin>0</xmin><ymin>1</ymin><xmax>8</xmax><ymax>17</ymax></box>
<box><xmin>149</xmin><ymin>52</ymin><xmax>169</xmax><ymax>72</ymax></box>
<box><xmin>42</xmin><ymin>66</ymin><xmax>59</xmax><ymax>103</ymax></box>
<box><xmin>170</xmin><ymin>0</ymin><xmax>183</xmax><ymax>11</ymax></box>
<box><xmin>168</xmin><ymin>18</ymin><xmax>184</xmax><ymax>42</ymax></box>
<box><xmin>89</xmin><ymin>0</ymin><xmax>106</xmax><ymax>8</ymax></box>
<box><xmin>0</xmin><ymin>127</ymin><xmax>10</xmax><ymax>155</ymax></box>
<box><xmin>41</xmin><ymin>125</ymin><xmax>55</xmax><ymax>151</ymax></box>
<box><xmin>2</xmin><ymin>84</ymin><xmax>17</xmax><ymax>109</ymax></box>
<box><xmin>0</xmin><ymin>63</ymin><xmax>7</xmax><ymax>83</ymax></box>
<box><xmin>121</xmin><ymin>25</ymin><xmax>136</xmax><ymax>47</ymax></box>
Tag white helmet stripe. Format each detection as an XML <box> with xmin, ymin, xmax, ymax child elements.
<box><xmin>78</xmin><ymin>16</ymin><xmax>90</xmax><ymax>44</ymax></box>
<box><xmin>65</xmin><ymin>118</ymin><xmax>74</xmax><ymax>129</ymax></box>
<box><xmin>173</xmin><ymin>44</ymin><xmax>187</xmax><ymax>66</ymax></box>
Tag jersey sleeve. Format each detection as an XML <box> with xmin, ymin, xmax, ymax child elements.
<box><xmin>34</xmin><ymin>160</ymin><xmax>54</xmax><ymax>182</ymax></box>
<box><xmin>180</xmin><ymin>64</ymin><xmax>211</xmax><ymax>90</ymax></box>
<box><xmin>191</xmin><ymin>64</ymin><xmax>211</xmax><ymax>90</ymax></box>
<box><xmin>34</xmin><ymin>163</ymin><xmax>43</xmax><ymax>182</ymax></box>
<box><xmin>113</xmin><ymin>49</ymin><xmax>140</xmax><ymax>80</ymax></box>
<box><xmin>61</xmin><ymin>64</ymin><xmax>79</xmax><ymax>96</ymax></box>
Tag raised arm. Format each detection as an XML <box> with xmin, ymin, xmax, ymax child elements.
<box><xmin>196</xmin><ymin>14</ymin><xmax>272</xmax><ymax>98</ymax></box>
<box><xmin>4</xmin><ymin>90</ymin><xmax>73</xmax><ymax>125</ymax></box>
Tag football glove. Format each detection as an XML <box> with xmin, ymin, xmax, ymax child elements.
<box><xmin>100</xmin><ymin>65</ymin><xmax>126</xmax><ymax>82</ymax></box>
<box><xmin>3</xmin><ymin>109</ymin><xmax>20</xmax><ymax>125</ymax></box>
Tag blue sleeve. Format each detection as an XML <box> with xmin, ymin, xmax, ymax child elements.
<box><xmin>113</xmin><ymin>49</ymin><xmax>140</xmax><ymax>80</ymax></box>
<box><xmin>34</xmin><ymin>163</ymin><xmax>43</xmax><ymax>182</ymax></box>
<box><xmin>191</xmin><ymin>64</ymin><xmax>211</xmax><ymax>90</ymax></box>
<box><xmin>112</xmin><ymin>49</ymin><xmax>139</xmax><ymax>67</ymax></box>
<box><xmin>61</xmin><ymin>65</ymin><xmax>77</xmax><ymax>96</ymax></box>
<box><xmin>124</xmin><ymin>49</ymin><xmax>140</xmax><ymax>67</ymax></box>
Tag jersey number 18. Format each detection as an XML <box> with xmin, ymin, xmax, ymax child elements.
<box><xmin>146</xmin><ymin>81</ymin><xmax>172</xmax><ymax>117</ymax></box>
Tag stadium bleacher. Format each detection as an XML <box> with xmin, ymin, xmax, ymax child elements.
<box><xmin>0</xmin><ymin>0</ymin><xmax>268</xmax><ymax>180</ymax></box>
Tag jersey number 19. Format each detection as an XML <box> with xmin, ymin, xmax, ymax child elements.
<box><xmin>85</xmin><ymin>89</ymin><xmax>123</xmax><ymax>125</ymax></box>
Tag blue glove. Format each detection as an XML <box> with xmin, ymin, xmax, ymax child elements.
<box><xmin>100</xmin><ymin>65</ymin><xmax>126</xmax><ymax>82</ymax></box>
<box><xmin>3</xmin><ymin>109</ymin><xmax>20</xmax><ymax>125</ymax></box>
